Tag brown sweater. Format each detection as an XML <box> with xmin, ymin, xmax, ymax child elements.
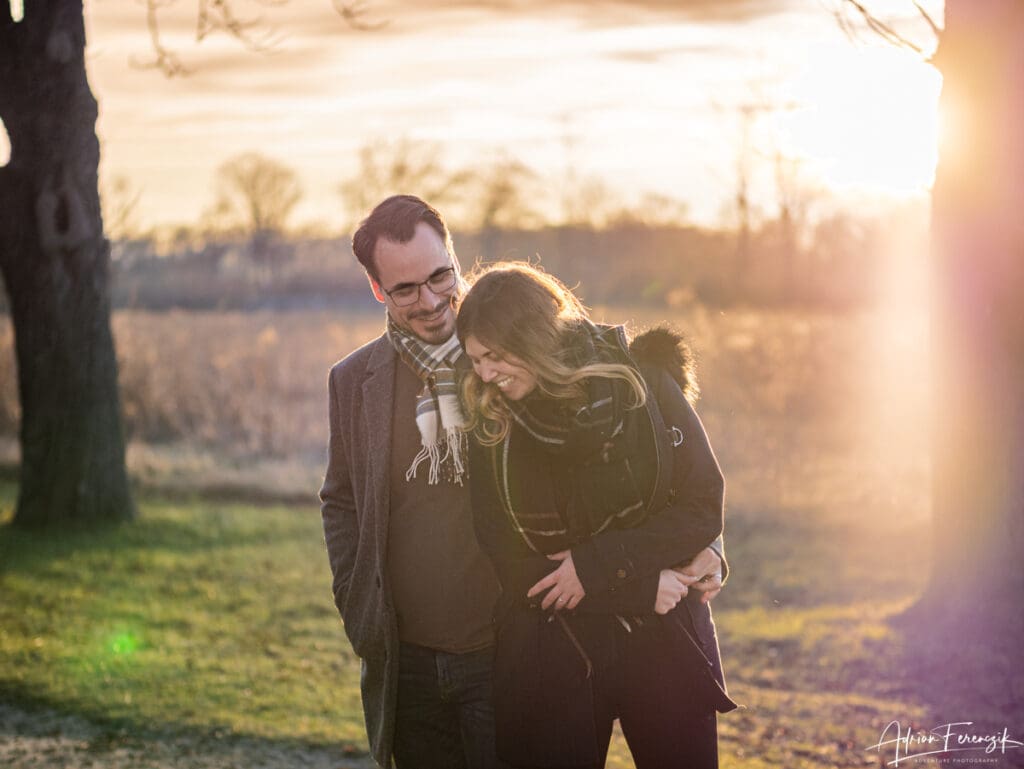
<box><xmin>386</xmin><ymin>358</ymin><xmax>500</xmax><ymax>652</ymax></box>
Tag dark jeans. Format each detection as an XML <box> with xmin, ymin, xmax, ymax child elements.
<box><xmin>392</xmin><ymin>642</ymin><xmax>510</xmax><ymax>769</ymax></box>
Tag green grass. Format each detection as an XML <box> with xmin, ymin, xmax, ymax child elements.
<box><xmin>0</xmin><ymin>481</ymin><xmax>363</xmax><ymax>750</ymax></box>
<box><xmin>1</xmin><ymin>477</ymin><xmax>941</xmax><ymax>768</ymax></box>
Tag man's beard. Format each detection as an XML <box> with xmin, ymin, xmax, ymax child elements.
<box><xmin>403</xmin><ymin>297</ymin><xmax>456</xmax><ymax>344</ymax></box>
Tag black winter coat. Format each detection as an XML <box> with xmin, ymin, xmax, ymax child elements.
<box><xmin>468</xmin><ymin>329</ymin><xmax>737</xmax><ymax>767</ymax></box>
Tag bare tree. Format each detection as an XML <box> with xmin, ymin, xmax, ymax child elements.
<box><xmin>472</xmin><ymin>155</ymin><xmax>542</xmax><ymax>233</ymax></box>
<box><xmin>338</xmin><ymin>137</ymin><xmax>470</xmax><ymax>230</ymax></box>
<box><xmin>206</xmin><ymin>152</ymin><xmax>302</xmax><ymax>283</ymax></box>
<box><xmin>209</xmin><ymin>152</ymin><xmax>302</xmax><ymax>233</ymax></box>
<box><xmin>714</xmin><ymin>85</ymin><xmax>798</xmax><ymax>292</ymax></box>
<box><xmin>770</xmin><ymin>149</ymin><xmax>822</xmax><ymax>297</ymax></box>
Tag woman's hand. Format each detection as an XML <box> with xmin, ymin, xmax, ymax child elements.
<box><xmin>654</xmin><ymin>569</ymin><xmax>690</xmax><ymax>614</ymax></box>
<box><xmin>526</xmin><ymin>550</ymin><xmax>586</xmax><ymax>610</ymax></box>
<box><xmin>673</xmin><ymin>546</ymin><xmax>724</xmax><ymax>605</ymax></box>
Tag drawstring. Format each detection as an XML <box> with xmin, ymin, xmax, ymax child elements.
<box><xmin>551</xmin><ymin>612</ymin><xmax>593</xmax><ymax>679</ymax></box>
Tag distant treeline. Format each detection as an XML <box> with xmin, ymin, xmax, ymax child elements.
<box><xmin>0</xmin><ymin>217</ymin><xmax>915</xmax><ymax>314</ymax></box>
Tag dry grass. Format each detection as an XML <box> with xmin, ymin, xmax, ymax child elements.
<box><xmin>0</xmin><ymin>303</ymin><xmax>929</xmax><ymax>529</ymax></box>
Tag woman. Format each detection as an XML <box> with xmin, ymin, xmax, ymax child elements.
<box><xmin>456</xmin><ymin>262</ymin><xmax>736</xmax><ymax>769</ymax></box>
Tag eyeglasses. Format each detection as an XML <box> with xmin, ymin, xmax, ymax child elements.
<box><xmin>383</xmin><ymin>267</ymin><xmax>458</xmax><ymax>307</ymax></box>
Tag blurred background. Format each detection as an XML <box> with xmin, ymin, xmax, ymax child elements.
<box><xmin>5</xmin><ymin>1</ymin><xmax>1003</xmax><ymax>768</ymax></box>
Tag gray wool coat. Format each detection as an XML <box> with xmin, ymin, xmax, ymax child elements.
<box><xmin>319</xmin><ymin>333</ymin><xmax>403</xmax><ymax>768</ymax></box>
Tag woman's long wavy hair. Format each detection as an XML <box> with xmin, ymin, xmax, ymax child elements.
<box><xmin>456</xmin><ymin>262</ymin><xmax>646</xmax><ymax>445</ymax></box>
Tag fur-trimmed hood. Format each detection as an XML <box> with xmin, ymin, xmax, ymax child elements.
<box><xmin>628</xmin><ymin>326</ymin><xmax>699</xmax><ymax>406</ymax></box>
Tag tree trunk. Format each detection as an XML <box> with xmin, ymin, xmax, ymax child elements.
<box><xmin>895</xmin><ymin>1</ymin><xmax>1024</xmax><ymax>729</ymax></box>
<box><xmin>924</xmin><ymin>0</ymin><xmax>1024</xmax><ymax>616</ymax></box>
<box><xmin>0</xmin><ymin>0</ymin><xmax>134</xmax><ymax>527</ymax></box>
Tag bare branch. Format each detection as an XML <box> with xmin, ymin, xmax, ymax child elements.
<box><xmin>133</xmin><ymin>0</ymin><xmax>190</xmax><ymax>77</ymax></box>
<box><xmin>332</xmin><ymin>0</ymin><xmax>388</xmax><ymax>31</ymax></box>
<box><xmin>135</xmin><ymin>0</ymin><xmax>312</xmax><ymax>78</ymax></box>
<box><xmin>129</xmin><ymin>0</ymin><xmax>383</xmax><ymax>77</ymax></box>
<box><xmin>912</xmin><ymin>1</ymin><xmax>942</xmax><ymax>40</ymax></box>
<box><xmin>836</xmin><ymin>0</ymin><xmax>942</xmax><ymax>57</ymax></box>
<box><xmin>196</xmin><ymin>0</ymin><xmax>282</xmax><ymax>52</ymax></box>
<box><xmin>102</xmin><ymin>175</ymin><xmax>144</xmax><ymax>239</ymax></box>
<box><xmin>850</xmin><ymin>0</ymin><xmax>923</xmax><ymax>54</ymax></box>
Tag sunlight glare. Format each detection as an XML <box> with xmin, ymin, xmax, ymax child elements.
<box><xmin>780</xmin><ymin>44</ymin><xmax>942</xmax><ymax>196</ymax></box>
<box><xmin>0</xmin><ymin>118</ymin><xmax>9</xmax><ymax>167</ymax></box>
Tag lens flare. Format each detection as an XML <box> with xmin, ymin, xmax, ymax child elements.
<box><xmin>110</xmin><ymin>632</ymin><xmax>140</xmax><ymax>656</ymax></box>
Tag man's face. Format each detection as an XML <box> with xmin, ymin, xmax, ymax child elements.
<box><xmin>369</xmin><ymin>222</ymin><xmax>459</xmax><ymax>345</ymax></box>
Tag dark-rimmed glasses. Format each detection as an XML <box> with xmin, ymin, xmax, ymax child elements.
<box><xmin>383</xmin><ymin>266</ymin><xmax>458</xmax><ymax>307</ymax></box>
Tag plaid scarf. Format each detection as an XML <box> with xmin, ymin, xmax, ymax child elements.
<box><xmin>387</xmin><ymin>316</ymin><xmax>468</xmax><ymax>485</ymax></box>
<box><xmin>506</xmin><ymin>322</ymin><xmax>627</xmax><ymax>458</ymax></box>
<box><xmin>493</xmin><ymin>322</ymin><xmax>653</xmax><ymax>553</ymax></box>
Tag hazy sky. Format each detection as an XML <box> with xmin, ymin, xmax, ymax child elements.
<box><xmin>72</xmin><ymin>0</ymin><xmax>944</xmax><ymax>231</ymax></box>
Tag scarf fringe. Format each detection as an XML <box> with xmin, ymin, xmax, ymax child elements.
<box><xmin>405</xmin><ymin>428</ymin><xmax>467</xmax><ymax>486</ymax></box>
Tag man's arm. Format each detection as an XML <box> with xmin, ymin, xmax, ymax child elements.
<box><xmin>674</xmin><ymin>542</ymin><xmax>725</xmax><ymax>605</ymax></box>
<box><xmin>529</xmin><ymin>547</ymin><xmax>722</xmax><ymax>615</ymax></box>
<box><xmin>319</xmin><ymin>366</ymin><xmax>360</xmax><ymax>620</ymax></box>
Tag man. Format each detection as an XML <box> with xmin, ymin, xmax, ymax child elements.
<box><xmin>319</xmin><ymin>194</ymin><xmax>725</xmax><ymax>769</ymax></box>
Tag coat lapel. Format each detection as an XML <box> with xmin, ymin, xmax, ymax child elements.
<box><xmin>362</xmin><ymin>334</ymin><xmax>397</xmax><ymax>553</ymax></box>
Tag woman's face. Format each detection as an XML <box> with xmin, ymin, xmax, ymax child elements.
<box><xmin>463</xmin><ymin>335</ymin><xmax>538</xmax><ymax>401</ymax></box>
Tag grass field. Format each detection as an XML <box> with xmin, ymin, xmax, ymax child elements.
<box><xmin>0</xmin><ymin>485</ymin><xmax>935</xmax><ymax>768</ymax></box>
<box><xmin>0</xmin><ymin>303</ymin><xmax>943</xmax><ymax>767</ymax></box>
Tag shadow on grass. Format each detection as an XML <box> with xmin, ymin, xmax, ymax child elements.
<box><xmin>0</xmin><ymin>681</ymin><xmax>368</xmax><ymax>761</ymax></box>
<box><xmin>883</xmin><ymin>602</ymin><xmax>1024</xmax><ymax>767</ymax></box>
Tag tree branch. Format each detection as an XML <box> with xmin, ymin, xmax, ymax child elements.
<box><xmin>912</xmin><ymin>1</ymin><xmax>942</xmax><ymax>40</ymax></box>
<box><xmin>837</xmin><ymin>0</ymin><xmax>943</xmax><ymax>58</ymax></box>
<box><xmin>332</xmin><ymin>0</ymin><xmax>388</xmax><ymax>32</ymax></box>
<box><xmin>133</xmin><ymin>0</ymin><xmax>189</xmax><ymax>76</ymax></box>
<box><xmin>196</xmin><ymin>0</ymin><xmax>282</xmax><ymax>52</ymax></box>
<box><xmin>134</xmin><ymin>0</ymin><xmax>381</xmax><ymax>77</ymax></box>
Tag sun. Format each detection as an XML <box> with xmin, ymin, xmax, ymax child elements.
<box><xmin>779</xmin><ymin>42</ymin><xmax>943</xmax><ymax>197</ymax></box>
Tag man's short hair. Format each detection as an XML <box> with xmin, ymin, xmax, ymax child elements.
<box><xmin>352</xmin><ymin>195</ymin><xmax>453</xmax><ymax>281</ymax></box>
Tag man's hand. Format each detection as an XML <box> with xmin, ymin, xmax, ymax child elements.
<box><xmin>655</xmin><ymin>569</ymin><xmax>690</xmax><ymax>614</ymax></box>
<box><xmin>526</xmin><ymin>550</ymin><xmax>585</xmax><ymax>610</ymax></box>
<box><xmin>673</xmin><ymin>546</ymin><xmax>723</xmax><ymax>605</ymax></box>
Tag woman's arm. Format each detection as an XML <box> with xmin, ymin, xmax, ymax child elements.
<box><xmin>469</xmin><ymin>438</ymin><xmax>667</xmax><ymax>615</ymax></box>
<box><xmin>467</xmin><ymin>440</ymin><xmax>560</xmax><ymax>606</ymax></box>
<box><xmin>571</xmin><ymin>368</ymin><xmax>726</xmax><ymax>602</ymax></box>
